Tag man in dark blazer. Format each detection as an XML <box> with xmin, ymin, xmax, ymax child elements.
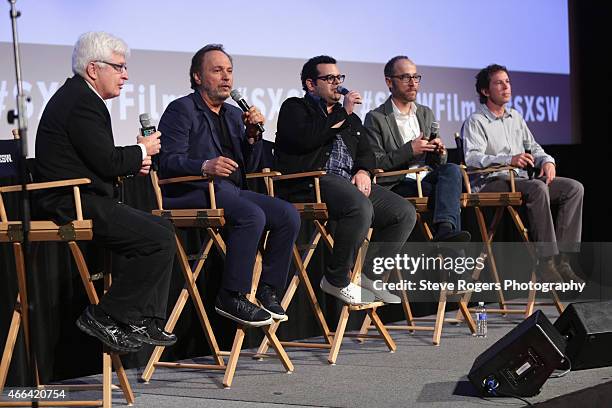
<box><xmin>158</xmin><ymin>44</ymin><xmax>300</xmax><ymax>327</ymax></box>
<box><xmin>35</xmin><ymin>32</ymin><xmax>177</xmax><ymax>353</ymax></box>
<box><xmin>365</xmin><ymin>56</ymin><xmax>469</xmax><ymax>242</ymax></box>
<box><xmin>275</xmin><ymin>55</ymin><xmax>416</xmax><ymax>305</ymax></box>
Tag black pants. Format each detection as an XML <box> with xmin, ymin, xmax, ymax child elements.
<box><xmin>82</xmin><ymin>196</ymin><xmax>176</xmax><ymax>324</ymax></box>
<box><xmin>320</xmin><ymin>174</ymin><xmax>416</xmax><ymax>287</ymax></box>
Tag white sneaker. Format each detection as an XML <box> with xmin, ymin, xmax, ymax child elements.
<box><xmin>320</xmin><ymin>276</ymin><xmax>376</xmax><ymax>305</ymax></box>
<box><xmin>359</xmin><ymin>275</ymin><xmax>401</xmax><ymax>304</ymax></box>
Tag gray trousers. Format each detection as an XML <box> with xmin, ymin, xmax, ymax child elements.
<box><xmin>481</xmin><ymin>176</ymin><xmax>583</xmax><ymax>257</ymax></box>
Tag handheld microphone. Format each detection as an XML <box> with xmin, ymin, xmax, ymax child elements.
<box><xmin>336</xmin><ymin>85</ymin><xmax>350</xmax><ymax>96</ymax></box>
<box><xmin>230</xmin><ymin>89</ymin><xmax>265</xmax><ymax>134</ymax></box>
<box><xmin>139</xmin><ymin>113</ymin><xmax>158</xmax><ymax>170</ymax></box>
<box><xmin>425</xmin><ymin>122</ymin><xmax>441</xmax><ymax>166</ymax></box>
<box><xmin>523</xmin><ymin>139</ymin><xmax>535</xmax><ymax>179</ymax></box>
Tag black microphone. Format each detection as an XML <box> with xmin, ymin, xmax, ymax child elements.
<box><xmin>230</xmin><ymin>89</ymin><xmax>265</xmax><ymax>134</ymax></box>
<box><xmin>139</xmin><ymin>113</ymin><xmax>158</xmax><ymax>170</ymax></box>
<box><xmin>523</xmin><ymin>139</ymin><xmax>535</xmax><ymax>179</ymax></box>
<box><xmin>336</xmin><ymin>85</ymin><xmax>350</xmax><ymax>96</ymax></box>
<box><xmin>425</xmin><ymin>122</ymin><xmax>440</xmax><ymax>166</ymax></box>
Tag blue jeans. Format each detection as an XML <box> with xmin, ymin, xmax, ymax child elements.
<box><xmin>391</xmin><ymin>163</ymin><xmax>463</xmax><ymax>231</ymax></box>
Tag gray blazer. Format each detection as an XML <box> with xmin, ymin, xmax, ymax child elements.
<box><xmin>364</xmin><ymin>96</ymin><xmax>446</xmax><ymax>187</ymax></box>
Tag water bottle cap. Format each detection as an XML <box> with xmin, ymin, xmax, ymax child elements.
<box><xmin>478</xmin><ymin>302</ymin><xmax>485</xmax><ymax>306</ymax></box>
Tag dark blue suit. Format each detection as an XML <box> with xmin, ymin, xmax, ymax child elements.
<box><xmin>158</xmin><ymin>92</ymin><xmax>300</xmax><ymax>293</ymax></box>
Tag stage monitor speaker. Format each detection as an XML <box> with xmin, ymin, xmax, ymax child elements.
<box><xmin>468</xmin><ymin>310</ymin><xmax>567</xmax><ymax>397</ymax></box>
<box><xmin>553</xmin><ymin>300</ymin><xmax>612</xmax><ymax>370</ymax></box>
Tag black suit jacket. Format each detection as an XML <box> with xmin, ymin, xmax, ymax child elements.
<box><xmin>35</xmin><ymin>75</ymin><xmax>142</xmax><ymax>224</ymax></box>
<box><xmin>274</xmin><ymin>94</ymin><xmax>375</xmax><ymax>198</ymax></box>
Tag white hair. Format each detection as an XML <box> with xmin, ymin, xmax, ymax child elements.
<box><xmin>72</xmin><ymin>31</ymin><xmax>130</xmax><ymax>76</ymax></box>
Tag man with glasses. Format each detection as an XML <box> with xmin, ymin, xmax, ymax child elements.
<box><xmin>35</xmin><ymin>32</ymin><xmax>177</xmax><ymax>353</ymax></box>
<box><xmin>365</xmin><ymin>56</ymin><xmax>469</xmax><ymax>242</ymax></box>
<box><xmin>463</xmin><ymin>64</ymin><xmax>584</xmax><ymax>283</ymax></box>
<box><xmin>275</xmin><ymin>55</ymin><xmax>416</xmax><ymax>305</ymax></box>
<box><xmin>158</xmin><ymin>44</ymin><xmax>300</xmax><ymax>326</ymax></box>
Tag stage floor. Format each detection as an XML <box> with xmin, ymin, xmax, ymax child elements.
<box><xmin>48</xmin><ymin>305</ymin><xmax>612</xmax><ymax>407</ymax></box>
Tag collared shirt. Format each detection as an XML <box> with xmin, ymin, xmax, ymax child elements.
<box><xmin>463</xmin><ymin>103</ymin><xmax>555</xmax><ymax>190</ymax></box>
<box><xmin>84</xmin><ymin>76</ymin><xmax>147</xmax><ymax>160</ymax></box>
<box><xmin>307</xmin><ymin>94</ymin><xmax>354</xmax><ymax>180</ymax></box>
<box><xmin>391</xmin><ymin>99</ymin><xmax>429</xmax><ymax>180</ymax></box>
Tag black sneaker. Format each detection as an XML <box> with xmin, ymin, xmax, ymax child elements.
<box><xmin>215</xmin><ymin>291</ymin><xmax>274</xmax><ymax>327</ymax></box>
<box><xmin>126</xmin><ymin>318</ymin><xmax>177</xmax><ymax>346</ymax></box>
<box><xmin>76</xmin><ymin>305</ymin><xmax>142</xmax><ymax>353</ymax></box>
<box><xmin>256</xmin><ymin>283</ymin><xmax>288</xmax><ymax>322</ymax></box>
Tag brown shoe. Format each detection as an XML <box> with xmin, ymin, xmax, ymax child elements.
<box><xmin>537</xmin><ymin>258</ymin><xmax>564</xmax><ymax>283</ymax></box>
<box><xmin>556</xmin><ymin>254</ymin><xmax>585</xmax><ymax>284</ymax></box>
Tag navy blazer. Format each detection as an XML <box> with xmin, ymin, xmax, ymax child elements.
<box><xmin>158</xmin><ymin>92</ymin><xmax>263</xmax><ymax>207</ymax></box>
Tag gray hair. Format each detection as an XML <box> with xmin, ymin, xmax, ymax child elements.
<box><xmin>72</xmin><ymin>32</ymin><xmax>130</xmax><ymax>76</ymax></box>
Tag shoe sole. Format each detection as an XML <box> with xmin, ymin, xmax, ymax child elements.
<box><xmin>131</xmin><ymin>333</ymin><xmax>177</xmax><ymax>347</ymax></box>
<box><xmin>319</xmin><ymin>282</ymin><xmax>370</xmax><ymax>306</ymax></box>
<box><xmin>260</xmin><ymin>306</ymin><xmax>289</xmax><ymax>322</ymax></box>
<box><xmin>215</xmin><ymin>307</ymin><xmax>274</xmax><ymax>327</ymax></box>
<box><xmin>76</xmin><ymin>317</ymin><xmax>141</xmax><ymax>353</ymax></box>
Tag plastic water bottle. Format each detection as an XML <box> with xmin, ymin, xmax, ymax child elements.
<box><xmin>475</xmin><ymin>302</ymin><xmax>487</xmax><ymax>337</ymax></box>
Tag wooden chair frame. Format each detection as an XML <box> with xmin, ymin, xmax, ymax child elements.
<box><xmin>453</xmin><ymin>132</ymin><xmax>563</xmax><ymax>319</ymax></box>
<box><xmin>254</xmin><ymin>171</ymin><xmax>396</xmax><ymax>364</ymax></box>
<box><xmin>141</xmin><ymin>171</ymin><xmax>293</xmax><ymax>389</ymax></box>
<box><xmin>0</xmin><ymin>182</ymin><xmax>134</xmax><ymax>407</ymax></box>
<box><xmin>357</xmin><ymin>168</ymin><xmax>476</xmax><ymax>346</ymax></box>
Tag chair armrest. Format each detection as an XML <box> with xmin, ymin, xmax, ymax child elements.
<box><xmin>246</xmin><ymin>170</ymin><xmax>282</xmax><ymax>179</ymax></box>
<box><xmin>0</xmin><ymin>178</ymin><xmax>91</xmax><ymax>193</ymax></box>
<box><xmin>157</xmin><ymin>175</ymin><xmax>210</xmax><ymax>185</ymax></box>
<box><xmin>465</xmin><ymin>165</ymin><xmax>517</xmax><ymax>175</ymax></box>
<box><xmin>272</xmin><ymin>170</ymin><xmax>326</xmax><ymax>181</ymax></box>
<box><xmin>372</xmin><ymin>167</ymin><xmax>429</xmax><ymax>179</ymax></box>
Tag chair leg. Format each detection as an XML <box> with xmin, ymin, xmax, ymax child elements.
<box><xmin>368</xmin><ymin>309</ymin><xmax>396</xmax><ymax>352</ymax></box>
<box><xmin>0</xmin><ymin>295</ymin><xmax>22</xmax><ymax>393</ymax></box>
<box><xmin>458</xmin><ymin>295</ymin><xmax>477</xmax><ymax>334</ymax></box>
<box><xmin>432</xmin><ymin>290</ymin><xmax>448</xmax><ymax>346</ymax></box>
<box><xmin>102</xmin><ymin>351</ymin><xmax>112</xmax><ymax>408</ymax></box>
<box><xmin>328</xmin><ymin>306</ymin><xmax>350</xmax><ymax>365</ymax></box>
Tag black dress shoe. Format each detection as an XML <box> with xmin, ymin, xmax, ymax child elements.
<box><xmin>433</xmin><ymin>230</ymin><xmax>471</xmax><ymax>243</ymax></box>
<box><xmin>256</xmin><ymin>283</ymin><xmax>288</xmax><ymax>322</ymax></box>
<box><xmin>126</xmin><ymin>318</ymin><xmax>177</xmax><ymax>346</ymax></box>
<box><xmin>76</xmin><ymin>305</ymin><xmax>142</xmax><ymax>353</ymax></box>
<box><xmin>215</xmin><ymin>290</ymin><xmax>273</xmax><ymax>327</ymax></box>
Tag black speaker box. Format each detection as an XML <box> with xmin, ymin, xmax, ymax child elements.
<box><xmin>468</xmin><ymin>310</ymin><xmax>566</xmax><ymax>397</ymax></box>
<box><xmin>554</xmin><ymin>300</ymin><xmax>612</xmax><ymax>370</ymax></box>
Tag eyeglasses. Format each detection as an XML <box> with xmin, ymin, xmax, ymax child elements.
<box><xmin>94</xmin><ymin>60</ymin><xmax>128</xmax><ymax>73</ymax></box>
<box><xmin>316</xmin><ymin>74</ymin><xmax>346</xmax><ymax>84</ymax></box>
<box><xmin>388</xmin><ymin>74</ymin><xmax>422</xmax><ymax>83</ymax></box>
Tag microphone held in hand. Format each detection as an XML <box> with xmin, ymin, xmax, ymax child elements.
<box><xmin>230</xmin><ymin>89</ymin><xmax>265</xmax><ymax>134</ymax></box>
<box><xmin>139</xmin><ymin>113</ymin><xmax>158</xmax><ymax>170</ymax></box>
<box><xmin>425</xmin><ymin>122</ymin><xmax>440</xmax><ymax>166</ymax></box>
<box><xmin>336</xmin><ymin>85</ymin><xmax>350</xmax><ymax>96</ymax></box>
<box><xmin>523</xmin><ymin>139</ymin><xmax>535</xmax><ymax>179</ymax></box>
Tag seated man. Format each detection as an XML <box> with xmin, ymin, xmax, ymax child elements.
<box><xmin>35</xmin><ymin>32</ymin><xmax>177</xmax><ymax>353</ymax></box>
<box><xmin>463</xmin><ymin>64</ymin><xmax>584</xmax><ymax>283</ymax></box>
<box><xmin>275</xmin><ymin>55</ymin><xmax>416</xmax><ymax>305</ymax></box>
<box><xmin>365</xmin><ymin>56</ymin><xmax>470</xmax><ymax>242</ymax></box>
<box><xmin>158</xmin><ymin>44</ymin><xmax>300</xmax><ymax>326</ymax></box>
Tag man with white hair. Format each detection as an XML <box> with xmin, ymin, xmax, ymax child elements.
<box><xmin>35</xmin><ymin>32</ymin><xmax>177</xmax><ymax>353</ymax></box>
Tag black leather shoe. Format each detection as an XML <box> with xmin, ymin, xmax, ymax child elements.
<box><xmin>215</xmin><ymin>291</ymin><xmax>273</xmax><ymax>327</ymax></box>
<box><xmin>433</xmin><ymin>230</ymin><xmax>471</xmax><ymax>243</ymax></box>
<box><xmin>256</xmin><ymin>283</ymin><xmax>288</xmax><ymax>322</ymax></box>
<box><xmin>126</xmin><ymin>318</ymin><xmax>177</xmax><ymax>346</ymax></box>
<box><xmin>76</xmin><ymin>306</ymin><xmax>142</xmax><ymax>353</ymax></box>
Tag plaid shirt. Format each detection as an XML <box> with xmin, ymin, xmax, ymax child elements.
<box><xmin>325</xmin><ymin>134</ymin><xmax>354</xmax><ymax>180</ymax></box>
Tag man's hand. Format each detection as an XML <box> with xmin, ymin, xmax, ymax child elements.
<box><xmin>137</xmin><ymin>131</ymin><xmax>162</xmax><ymax>156</ymax></box>
<box><xmin>351</xmin><ymin>169</ymin><xmax>371</xmax><ymax>197</ymax></box>
<box><xmin>539</xmin><ymin>162</ymin><xmax>556</xmax><ymax>185</ymax></box>
<box><xmin>243</xmin><ymin>106</ymin><xmax>265</xmax><ymax>143</ymax></box>
<box><xmin>510</xmin><ymin>152</ymin><xmax>535</xmax><ymax>169</ymax></box>
<box><xmin>429</xmin><ymin>138</ymin><xmax>446</xmax><ymax>156</ymax></box>
<box><xmin>411</xmin><ymin>135</ymin><xmax>437</xmax><ymax>156</ymax></box>
<box><xmin>138</xmin><ymin>156</ymin><xmax>152</xmax><ymax>176</ymax></box>
<box><xmin>203</xmin><ymin>156</ymin><xmax>239</xmax><ymax>177</ymax></box>
<box><xmin>342</xmin><ymin>90</ymin><xmax>362</xmax><ymax>116</ymax></box>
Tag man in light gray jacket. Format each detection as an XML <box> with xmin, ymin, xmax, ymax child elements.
<box><xmin>365</xmin><ymin>56</ymin><xmax>469</xmax><ymax>242</ymax></box>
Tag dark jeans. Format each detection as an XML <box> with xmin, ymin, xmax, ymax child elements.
<box><xmin>214</xmin><ymin>182</ymin><xmax>301</xmax><ymax>293</ymax></box>
<box><xmin>320</xmin><ymin>174</ymin><xmax>416</xmax><ymax>287</ymax></box>
<box><xmin>83</xmin><ymin>196</ymin><xmax>176</xmax><ymax>324</ymax></box>
<box><xmin>391</xmin><ymin>163</ymin><xmax>463</xmax><ymax>231</ymax></box>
